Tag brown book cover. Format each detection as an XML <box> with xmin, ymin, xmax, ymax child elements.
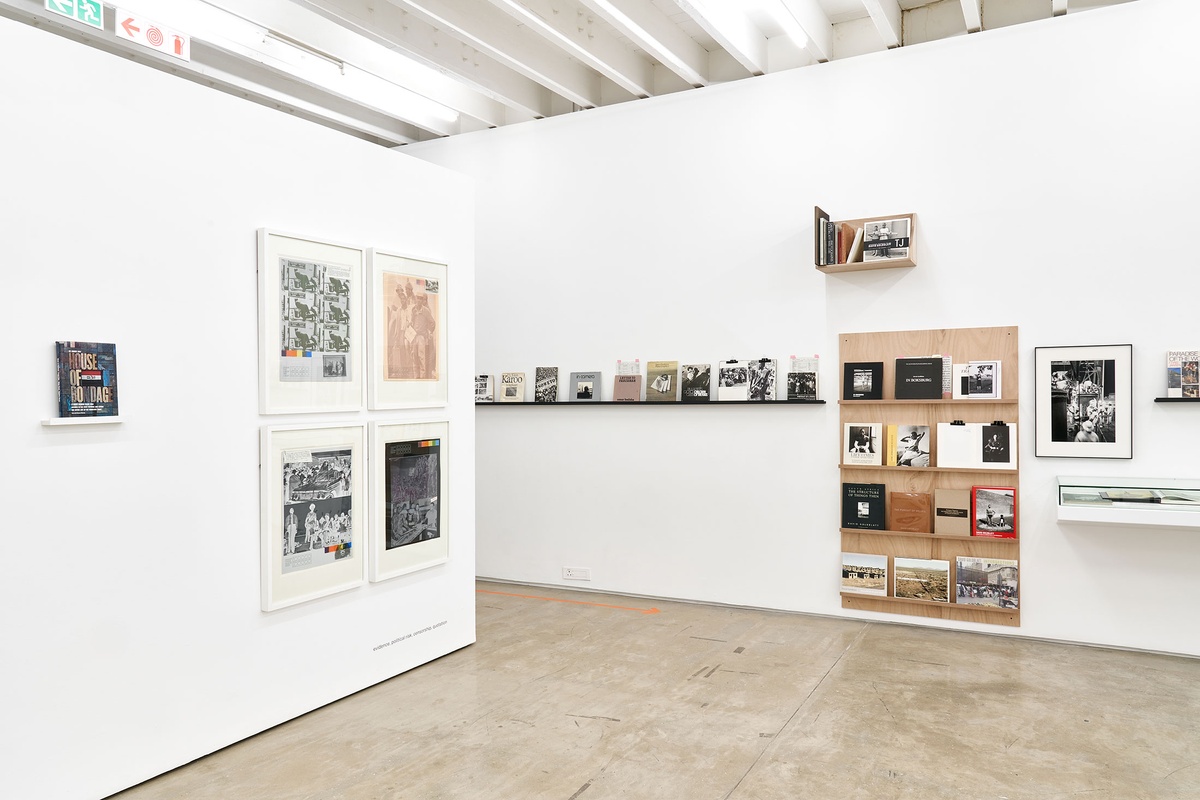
<box><xmin>837</xmin><ymin>222</ymin><xmax>855</xmax><ymax>264</ymax></box>
<box><xmin>888</xmin><ymin>492</ymin><xmax>931</xmax><ymax>533</ymax></box>
<box><xmin>612</xmin><ymin>374</ymin><xmax>643</xmax><ymax>401</ymax></box>
<box><xmin>933</xmin><ymin>488</ymin><xmax>971</xmax><ymax>536</ymax></box>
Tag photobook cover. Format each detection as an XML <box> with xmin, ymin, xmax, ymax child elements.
<box><xmin>646</xmin><ymin>361</ymin><xmax>679</xmax><ymax>402</ymax></box>
<box><xmin>568</xmin><ymin>371</ymin><xmax>601</xmax><ymax>402</ymax></box>
<box><xmin>955</xmin><ymin>557</ymin><xmax>1018</xmax><ymax>609</ymax></box>
<box><xmin>841</xmin><ymin>482</ymin><xmax>885</xmax><ymax>530</ymax></box>
<box><xmin>681</xmin><ymin>364</ymin><xmax>711</xmax><ymax>402</ymax></box>
<box><xmin>843</xmin><ymin>361</ymin><xmax>883</xmax><ymax>400</ymax></box>
<box><xmin>55</xmin><ymin>341</ymin><xmax>118</xmax><ymax>417</ymax></box>
<box><xmin>842</xmin><ymin>552</ymin><xmax>887</xmax><ymax>596</ymax></box>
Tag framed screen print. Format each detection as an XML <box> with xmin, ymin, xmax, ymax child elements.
<box><xmin>367</xmin><ymin>250</ymin><xmax>448</xmax><ymax>409</ymax></box>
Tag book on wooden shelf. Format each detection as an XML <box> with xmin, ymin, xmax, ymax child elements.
<box><xmin>971</xmin><ymin>486</ymin><xmax>1017</xmax><ymax>538</ymax></box>
<box><xmin>955</xmin><ymin>557</ymin><xmax>1018</xmax><ymax>609</ymax></box>
<box><xmin>888</xmin><ymin>492</ymin><xmax>932</xmax><ymax>533</ymax></box>
<box><xmin>842</xmin><ymin>482</ymin><xmax>886</xmax><ymax>530</ymax></box>
<box><xmin>843</xmin><ymin>361</ymin><xmax>883</xmax><ymax>400</ymax></box>
<box><xmin>498</xmin><ymin>372</ymin><xmax>525</xmax><ymax>403</ymax></box>
<box><xmin>894</xmin><ymin>356</ymin><xmax>943</xmax><ymax>400</ymax></box>
<box><xmin>862</xmin><ymin>218</ymin><xmax>911</xmax><ymax>262</ymax></box>
<box><xmin>933</xmin><ymin>489</ymin><xmax>972</xmax><ymax>536</ymax></box>
<box><xmin>474</xmin><ymin>374</ymin><xmax>494</xmax><ymax>403</ymax></box>
<box><xmin>936</xmin><ymin>422</ymin><xmax>1017</xmax><ymax>470</ymax></box>
<box><xmin>842</xmin><ymin>552</ymin><xmax>887</xmax><ymax>596</ymax></box>
<box><xmin>951</xmin><ymin>360</ymin><xmax>1001</xmax><ymax>400</ymax></box>
<box><xmin>568</xmin><ymin>371</ymin><xmax>601</xmax><ymax>402</ymax></box>
<box><xmin>844</xmin><ymin>423</ymin><xmax>883</xmax><ymax>466</ymax></box>
<box><xmin>894</xmin><ymin>557</ymin><xmax>949</xmax><ymax>603</ymax></box>
<box><xmin>890</xmin><ymin>424</ymin><xmax>931</xmax><ymax>467</ymax></box>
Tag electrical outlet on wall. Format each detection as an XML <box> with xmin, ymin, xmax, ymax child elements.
<box><xmin>562</xmin><ymin>567</ymin><xmax>591</xmax><ymax>581</ymax></box>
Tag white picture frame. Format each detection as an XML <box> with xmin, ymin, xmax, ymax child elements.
<box><xmin>367</xmin><ymin>249</ymin><xmax>448</xmax><ymax>409</ymax></box>
<box><xmin>261</xmin><ymin>423</ymin><xmax>367</xmax><ymax>611</ymax></box>
<box><xmin>370</xmin><ymin>420</ymin><xmax>449</xmax><ymax>582</ymax></box>
<box><xmin>258</xmin><ymin>229</ymin><xmax>365</xmax><ymax>414</ymax></box>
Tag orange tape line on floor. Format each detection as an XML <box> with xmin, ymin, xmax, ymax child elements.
<box><xmin>476</xmin><ymin>588</ymin><xmax>660</xmax><ymax>615</ymax></box>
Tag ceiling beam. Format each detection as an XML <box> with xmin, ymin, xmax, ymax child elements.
<box><xmin>298</xmin><ymin>0</ymin><xmax>549</xmax><ymax>119</ymax></box>
<box><xmin>960</xmin><ymin>0</ymin><xmax>982</xmax><ymax>32</ymax></box>
<box><xmin>778</xmin><ymin>0</ymin><xmax>833</xmax><ymax>63</ymax></box>
<box><xmin>391</xmin><ymin>0</ymin><xmax>604</xmax><ymax>108</ymax></box>
<box><xmin>1052</xmin><ymin>0</ymin><xmax>1068</xmax><ymax>16</ymax></box>
<box><xmin>578</xmin><ymin>0</ymin><xmax>709</xmax><ymax>87</ymax></box>
<box><xmin>486</xmin><ymin>0</ymin><xmax>655</xmax><ymax>98</ymax></box>
<box><xmin>674</xmin><ymin>0</ymin><xmax>767</xmax><ymax>75</ymax></box>
<box><xmin>195</xmin><ymin>0</ymin><xmax>506</xmax><ymax>127</ymax></box>
<box><xmin>862</xmin><ymin>0</ymin><xmax>903</xmax><ymax>48</ymax></box>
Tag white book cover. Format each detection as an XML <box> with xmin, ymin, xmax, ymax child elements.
<box><xmin>951</xmin><ymin>361</ymin><xmax>1000</xmax><ymax>399</ymax></box>
<box><xmin>498</xmin><ymin>372</ymin><xmax>525</xmax><ymax>402</ymax></box>
<box><xmin>474</xmin><ymin>374</ymin><xmax>494</xmax><ymax>402</ymax></box>
<box><xmin>844</xmin><ymin>423</ymin><xmax>883</xmax><ymax>466</ymax></box>
<box><xmin>717</xmin><ymin>360</ymin><xmax>750</xmax><ymax>401</ymax></box>
<box><xmin>936</xmin><ymin>422</ymin><xmax>1017</xmax><ymax>470</ymax></box>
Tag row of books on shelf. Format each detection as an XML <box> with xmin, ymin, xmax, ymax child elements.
<box><xmin>476</xmin><ymin>357</ymin><xmax>822</xmax><ymax>403</ymax></box>
<box><xmin>844</xmin><ymin>421</ymin><xmax>1016</xmax><ymax>470</ymax></box>
<box><xmin>817</xmin><ymin>216</ymin><xmax>911</xmax><ymax>266</ymax></box>
<box><xmin>842</xmin><ymin>482</ymin><xmax>1017</xmax><ymax>538</ymax></box>
<box><xmin>842</xmin><ymin>552</ymin><xmax>1017</xmax><ymax>609</ymax></box>
<box><xmin>845</xmin><ymin>357</ymin><xmax>1002</xmax><ymax>400</ymax></box>
<box><xmin>1166</xmin><ymin>350</ymin><xmax>1199</xmax><ymax>398</ymax></box>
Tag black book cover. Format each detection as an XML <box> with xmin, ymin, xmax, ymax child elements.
<box><xmin>843</xmin><ymin>361</ymin><xmax>883</xmax><ymax>400</ymax></box>
<box><xmin>894</xmin><ymin>357</ymin><xmax>943</xmax><ymax>400</ymax></box>
<box><xmin>842</xmin><ymin>483</ymin><xmax>886</xmax><ymax>530</ymax></box>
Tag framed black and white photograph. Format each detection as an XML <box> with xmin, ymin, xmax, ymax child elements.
<box><xmin>1035</xmin><ymin>344</ymin><xmax>1132</xmax><ymax>459</ymax></box>
<box><xmin>370</xmin><ymin>420</ymin><xmax>449</xmax><ymax>582</ymax></box>
<box><xmin>367</xmin><ymin>249</ymin><xmax>448</xmax><ymax>410</ymax></box>
<box><xmin>261</xmin><ymin>423</ymin><xmax>366</xmax><ymax>611</ymax></box>
<box><xmin>258</xmin><ymin>230</ymin><xmax>365</xmax><ymax>414</ymax></box>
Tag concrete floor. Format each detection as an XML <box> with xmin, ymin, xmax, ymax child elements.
<box><xmin>113</xmin><ymin>580</ymin><xmax>1200</xmax><ymax>799</ymax></box>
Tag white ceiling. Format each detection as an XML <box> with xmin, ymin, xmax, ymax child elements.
<box><xmin>0</xmin><ymin>0</ymin><xmax>1133</xmax><ymax>147</ymax></box>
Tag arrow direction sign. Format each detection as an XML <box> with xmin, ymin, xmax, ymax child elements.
<box><xmin>115</xmin><ymin>9</ymin><xmax>190</xmax><ymax>61</ymax></box>
<box><xmin>44</xmin><ymin>0</ymin><xmax>103</xmax><ymax>29</ymax></box>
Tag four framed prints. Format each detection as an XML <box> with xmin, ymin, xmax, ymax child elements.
<box><xmin>257</xmin><ymin>230</ymin><xmax>451</xmax><ymax>612</ymax></box>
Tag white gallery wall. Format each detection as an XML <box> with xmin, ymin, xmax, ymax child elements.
<box><xmin>408</xmin><ymin>0</ymin><xmax>1200</xmax><ymax>657</ymax></box>
<box><xmin>0</xmin><ymin>18</ymin><xmax>475</xmax><ymax>800</ymax></box>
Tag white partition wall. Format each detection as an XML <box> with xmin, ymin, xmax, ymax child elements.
<box><xmin>0</xmin><ymin>18</ymin><xmax>475</xmax><ymax>800</ymax></box>
<box><xmin>408</xmin><ymin>0</ymin><xmax>1200</xmax><ymax>657</ymax></box>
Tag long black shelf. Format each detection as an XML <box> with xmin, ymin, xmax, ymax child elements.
<box><xmin>1154</xmin><ymin>397</ymin><xmax>1200</xmax><ymax>403</ymax></box>
<box><xmin>476</xmin><ymin>399</ymin><xmax>826</xmax><ymax>406</ymax></box>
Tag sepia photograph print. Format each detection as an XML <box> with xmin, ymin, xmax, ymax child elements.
<box><xmin>1034</xmin><ymin>344</ymin><xmax>1132</xmax><ymax>458</ymax></box>
<box><xmin>367</xmin><ymin>249</ymin><xmax>448</xmax><ymax>409</ymax></box>
<box><xmin>842</xmin><ymin>552</ymin><xmax>887</xmax><ymax>596</ymax></box>
<box><xmin>894</xmin><ymin>557</ymin><xmax>950</xmax><ymax>603</ymax></box>
<box><xmin>955</xmin><ymin>557</ymin><xmax>1018</xmax><ymax>609</ymax></box>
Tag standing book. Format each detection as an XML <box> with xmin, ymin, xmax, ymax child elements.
<box><xmin>862</xmin><ymin>217</ymin><xmax>911</xmax><ymax>262</ymax></box>
<box><xmin>843</xmin><ymin>361</ymin><xmax>883</xmax><ymax>400</ymax></box>
<box><xmin>568</xmin><ymin>371</ymin><xmax>601</xmax><ymax>402</ymax></box>
<box><xmin>933</xmin><ymin>489</ymin><xmax>972</xmax><ymax>536</ymax></box>
<box><xmin>681</xmin><ymin>364</ymin><xmax>711</xmax><ymax>402</ymax></box>
<box><xmin>842</xmin><ymin>483</ymin><xmax>885</xmax><ymax>530</ymax></box>
<box><xmin>534</xmin><ymin>367</ymin><xmax>558</xmax><ymax>402</ymax></box>
<box><xmin>55</xmin><ymin>341</ymin><xmax>118</xmax><ymax>417</ymax></box>
<box><xmin>888</xmin><ymin>492</ymin><xmax>932</xmax><ymax>533</ymax></box>
<box><xmin>613</xmin><ymin>374</ymin><xmax>642</xmax><ymax>402</ymax></box>
<box><xmin>747</xmin><ymin>358</ymin><xmax>777</xmax><ymax>401</ymax></box>
<box><xmin>498</xmin><ymin>372</ymin><xmax>525</xmax><ymax>403</ymax></box>
<box><xmin>971</xmin><ymin>486</ymin><xmax>1017</xmax><ymax>538</ymax></box>
<box><xmin>842</xmin><ymin>552</ymin><xmax>887</xmax><ymax>596</ymax></box>
<box><xmin>787</xmin><ymin>356</ymin><xmax>819</xmax><ymax>401</ymax></box>
<box><xmin>717</xmin><ymin>360</ymin><xmax>750</xmax><ymax>401</ymax></box>
<box><xmin>474</xmin><ymin>374</ymin><xmax>494</xmax><ymax>403</ymax></box>
<box><xmin>646</xmin><ymin>361</ymin><xmax>679</xmax><ymax>402</ymax></box>
<box><xmin>1167</xmin><ymin>350</ymin><xmax>1199</xmax><ymax>398</ymax></box>
<box><xmin>844</xmin><ymin>423</ymin><xmax>883</xmax><ymax>466</ymax></box>
<box><xmin>891</xmin><ymin>424</ymin><xmax>931</xmax><ymax>467</ymax></box>
<box><xmin>894</xmin><ymin>357</ymin><xmax>943</xmax><ymax>400</ymax></box>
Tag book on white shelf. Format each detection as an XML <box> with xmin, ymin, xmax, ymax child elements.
<box><xmin>474</xmin><ymin>374</ymin><xmax>494</xmax><ymax>403</ymax></box>
<box><xmin>1167</xmin><ymin>350</ymin><xmax>1198</xmax><ymax>398</ymax></box>
<box><xmin>717</xmin><ymin>359</ymin><xmax>750</xmax><ymax>401</ymax></box>
<box><xmin>568</xmin><ymin>371</ymin><xmax>601</xmax><ymax>402</ymax></box>
<box><xmin>613</xmin><ymin>374</ymin><xmax>642</xmax><ymax>401</ymax></box>
<box><xmin>862</xmin><ymin>218</ymin><xmax>911</xmax><ymax>262</ymax></box>
<box><xmin>498</xmin><ymin>372</ymin><xmax>525</xmax><ymax>402</ymax></box>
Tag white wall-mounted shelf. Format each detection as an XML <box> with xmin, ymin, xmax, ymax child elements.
<box><xmin>41</xmin><ymin>416</ymin><xmax>122</xmax><ymax>426</ymax></box>
<box><xmin>1057</xmin><ymin>476</ymin><xmax>1200</xmax><ymax>529</ymax></box>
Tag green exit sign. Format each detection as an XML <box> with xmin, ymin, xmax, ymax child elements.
<box><xmin>45</xmin><ymin>0</ymin><xmax>103</xmax><ymax>29</ymax></box>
